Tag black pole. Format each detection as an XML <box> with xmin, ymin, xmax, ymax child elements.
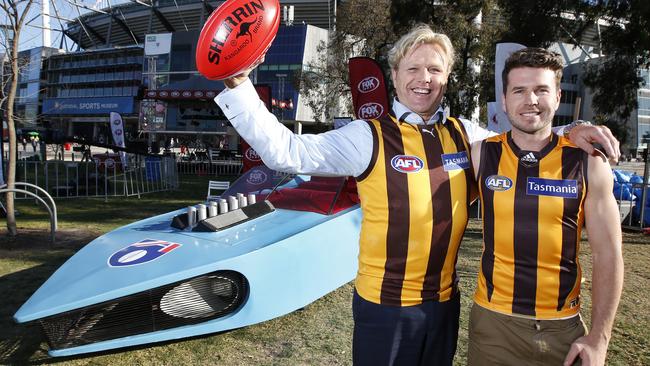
<box><xmin>640</xmin><ymin>148</ymin><xmax>649</xmax><ymax>227</ymax></box>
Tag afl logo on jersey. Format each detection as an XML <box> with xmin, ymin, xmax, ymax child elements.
<box><xmin>391</xmin><ymin>155</ymin><xmax>424</xmax><ymax>173</ymax></box>
<box><xmin>108</xmin><ymin>239</ymin><xmax>182</xmax><ymax>267</ymax></box>
<box><xmin>485</xmin><ymin>175</ymin><xmax>513</xmax><ymax>191</ymax></box>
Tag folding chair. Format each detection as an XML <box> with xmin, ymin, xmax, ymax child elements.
<box><xmin>208</xmin><ymin>148</ymin><xmax>221</xmax><ymax>162</ymax></box>
<box><xmin>207</xmin><ymin>180</ymin><xmax>230</xmax><ymax>201</ymax></box>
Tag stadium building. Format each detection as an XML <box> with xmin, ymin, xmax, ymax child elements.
<box><xmin>39</xmin><ymin>0</ymin><xmax>337</xmax><ymax>151</ymax></box>
<box><xmin>10</xmin><ymin>1</ymin><xmax>650</xmax><ymax>155</ymax></box>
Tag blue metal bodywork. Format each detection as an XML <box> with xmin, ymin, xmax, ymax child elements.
<box><xmin>14</xmin><ymin>169</ymin><xmax>361</xmax><ymax>357</ymax></box>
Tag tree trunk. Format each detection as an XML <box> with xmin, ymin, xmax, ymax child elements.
<box><xmin>4</xmin><ymin>24</ymin><xmax>20</xmax><ymax>237</ymax></box>
<box><xmin>0</xmin><ymin>0</ymin><xmax>35</xmax><ymax>242</ymax></box>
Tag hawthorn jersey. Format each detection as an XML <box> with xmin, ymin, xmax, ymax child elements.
<box><xmin>475</xmin><ymin>132</ymin><xmax>588</xmax><ymax>319</ymax></box>
<box><xmin>355</xmin><ymin>115</ymin><xmax>475</xmax><ymax>306</ymax></box>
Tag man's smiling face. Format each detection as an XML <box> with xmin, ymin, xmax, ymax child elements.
<box><xmin>503</xmin><ymin>66</ymin><xmax>561</xmax><ymax>136</ymax></box>
<box><xmin>391</xmin><ymin>43</ymin><xmax>449</xmax><ymax>121</ymax></box>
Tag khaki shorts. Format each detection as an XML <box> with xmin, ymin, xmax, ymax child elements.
<box><xmin>467</xmin><ymin>303</ymin><xmax>586</xmax><ymax>366</ymax></box>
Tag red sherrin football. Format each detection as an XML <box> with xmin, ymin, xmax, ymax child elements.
<box><xmin>196</xmin><ymin>0</ymin><xmax>280</xmax><ymax>80</ymax></box>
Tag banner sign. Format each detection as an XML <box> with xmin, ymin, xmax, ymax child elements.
<box><xmin>145</xmin><ymin>90</ymin><xmax>218</xmax><ymax>100</ymax></box>
<box><xmin>144</xmin><ymin>33</ymin><xmax>172</xmax><ymax>56</ymax></box>
<box><xmin>487</xmin><ymin>102</ymin><xmax>499</xmax><ymax>133</ymax></box>
<box><xmin>110</xmin><ymin>112</ymin><xmax>128</xmax><ymax>169</ymax></box>
<box><xmin>43</xmin><ymin>97</ymin><xmax>134</xmax><ymax>115</ymax></box>
<box><xmin>348</xmin><ymin>57</ymin><xmax>390</xmax><ymax>120</ymax></box>
<box><xmin>145</xmin><ymin>86</ymin><xmax>271</xmax><ymax>104</ymax></box>
<box><xmin>494</xmin><ymin>43</ymin><xmax>525</xmax><ymax>133</ymax></box>
<box><xmin>254</xmin><ymin>85</ymin><xmax>272</xmax><ymax>110</ymax></box>
<box><xmin>241</xmin><ymin>140</ymin><xmax>265</xmax><ymax>173</ymax></box>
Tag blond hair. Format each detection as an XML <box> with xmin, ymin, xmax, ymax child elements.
<box><xmin>387</xmin><ymin>24</ymin><xmax>455</xmax><ymax>74</ymax></box>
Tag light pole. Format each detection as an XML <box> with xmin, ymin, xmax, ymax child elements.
<box><xmin>275</xmin><ymin>73</ymin><xmax>287</xmax><ymax>122</ymax></box>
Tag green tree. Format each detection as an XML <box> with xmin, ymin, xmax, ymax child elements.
<box><xmin>495</xmin><ymin>0</ymin><xmax>650</xmax><ymax>148</ymax></box>
<box><xmin>294</xmin><ymin>0</ymin><xmax>394</xmax><ymax>122</ymax></box>
<box><xmin>579</xmin><ymin>0</ymin><xmax>650</xmax><ymax>148</ymax></box>
<box><xmin>297</xmin><ymin>0</ymin><xmax>504</xmax><ymax>122</ymax></box>
<box><xmin>495</xmin><ymin>0</ymin><xmax>583</xmax><ymax>47</ymax></box>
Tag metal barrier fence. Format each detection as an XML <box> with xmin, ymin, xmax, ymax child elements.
<box><xmin>10</xmin><ymin>154</ymin><xmax>178</xmax><ymax>200</ymax></box>
<box><xmin>615</xmin><ymin>182</ymin><xmax>648</xmax><ymax>230</ymax></box>
<box><xmin>176</xmin><ymin>159</ymin><xmax>243</xmax><ymax>176</ymax></box>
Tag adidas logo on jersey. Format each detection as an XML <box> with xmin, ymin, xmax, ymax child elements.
<box><xmin>520</xmin><ymin>152</ymin><xmax>538</xmax><ymax>166</ymax></box>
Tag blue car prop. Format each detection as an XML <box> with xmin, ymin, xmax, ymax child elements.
<box><xmin>14</xmin><ymin>166</ymin><xmax>362</xmax><ymax>357</ymax></box>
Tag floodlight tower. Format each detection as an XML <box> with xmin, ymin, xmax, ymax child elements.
<box><xmin>42</xmin><ymin>0</ymin><xmax>51</xmax><ymax>48</ymax></box>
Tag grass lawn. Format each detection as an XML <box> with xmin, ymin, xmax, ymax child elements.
<box><xmin>1</xmin><ymin>178</ymin><xmax>648</xmax><ymax>365</ymax></box>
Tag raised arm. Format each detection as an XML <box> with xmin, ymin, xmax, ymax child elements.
<box><xmin>215</xmin><ymin>75</ymin><xmax>371</xmax><ymax>177</ymax></box>
<box><xmin>563</xmin><ymin>154</ymin><xmax>624</xmax><ymax>366</ymax></box>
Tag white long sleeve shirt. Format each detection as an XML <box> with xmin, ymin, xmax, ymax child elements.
<box><xmin>215</xmin><ymin>78</ymin><xmax>508</xmax><ymax>177</ymax></box>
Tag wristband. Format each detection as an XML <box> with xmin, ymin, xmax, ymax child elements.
<box><xmin>563</xmin><ymin>120</ymin><xmax>592</xmax><ymax>139</ymax></box>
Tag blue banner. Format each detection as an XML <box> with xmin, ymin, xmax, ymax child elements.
<box><xmin>42</xmin><ymin>97</ymin><xmax>134</xmax><ymax>115</ymax></box>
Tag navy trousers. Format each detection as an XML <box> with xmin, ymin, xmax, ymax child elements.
<box><xmin>352</xmin><ymin>291</ymin><xmax>460</xmax><ymax>366</ymax></box>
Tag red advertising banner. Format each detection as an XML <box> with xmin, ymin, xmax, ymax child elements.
<box><xmin>348</xmin><ymin>57</ymin><xmax>390</xmax><ymax>120</ymax></box>
<box><xmin>144</xmin><ymin>85</ymin><xmax>272</xmax><ymax>104</ymax></box>
<box><xmin>255</xmin><ymin>85</ymin><xmax>272</xmax><ymax>110</ymax></box>
<box><xmin>238</xmin><ymin>85</ymin><xmax>270</xmax><ymax>173</ymax></box>
<box><xmin>241</xmin><ymin>140</ymin><xmax>264</xmax><ymax>173</ymax></box>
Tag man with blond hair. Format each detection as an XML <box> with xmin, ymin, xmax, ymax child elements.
<box><xmin>468</xmin><ymin>48</ymin><xmax>623</xmax><ymax>366</ymax></box>
<box><xmin>213</xmin><ymin>24</ymin><xmax>618</xmax><ymax>365</ymax></box>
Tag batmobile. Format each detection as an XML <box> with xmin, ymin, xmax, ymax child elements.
<box><xmin>14</xmin><ymin>166</ymin><xmax>362</xmax><ymax>357</ymax></box>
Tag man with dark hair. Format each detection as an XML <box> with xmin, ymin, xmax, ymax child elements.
<box><xmin>468</xmin><ymin>48</ymin><xmax>624</xmax><ymax>366</ymax></box>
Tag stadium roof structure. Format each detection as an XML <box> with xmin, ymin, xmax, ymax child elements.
<box><xmin>64</xmin><ymin>0</ymin><xmax>337</xmax><ymax>50</ymax></box>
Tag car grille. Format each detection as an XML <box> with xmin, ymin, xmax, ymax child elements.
<box><xmin>39</xmin><ymin>270</ymin><xmax>248</xmax><ymax>350</ymax></box>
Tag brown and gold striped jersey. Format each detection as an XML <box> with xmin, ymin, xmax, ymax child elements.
<box><xmin>355</xmin><ymin>115</ymin><xmax>475</xmax><ymax>306</ymax></box>
<box><xmin>474</xmin><ymin>132</ymin><xmax>587</xmax><ymax>319</ymax></box>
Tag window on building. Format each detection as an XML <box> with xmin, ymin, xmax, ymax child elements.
<box><xmin>171</xmin><ymin>45</ymin><xmax>192</xmax><ymax>72</ymax></box>
<box><xmin>639</xmin><ymin>97</ymin><xmax>650</xmax><ymax>115</ymax></box>
<box><xmin>553</xmin><ymin>115</ymin><xmax>573</xmax><ymax>126</ymax></box>
<box><xmin>560</xmin><ymin>90</ymin><xmax>578</xmax><ymax>104</ymax></box>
